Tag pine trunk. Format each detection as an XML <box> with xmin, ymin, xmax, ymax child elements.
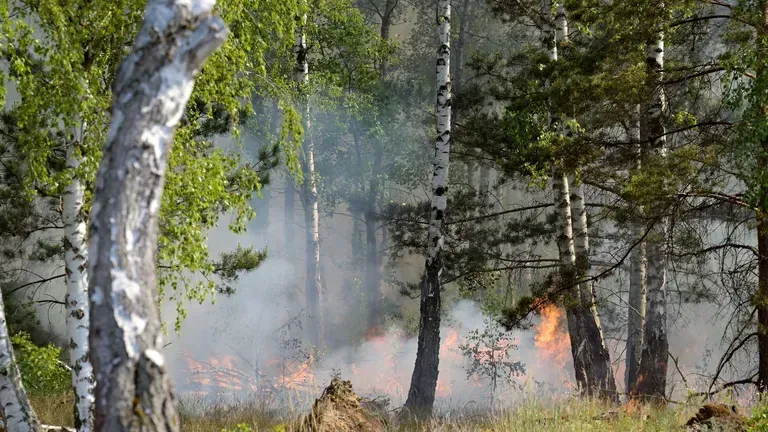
<box><xmin>0</xmin><ymin>291</ymin><xmax>39</xmax><ymax>431</ymax></box>
<box><xmin>87</xmin><ymin>3</ymin><xmax>226</xmax><ymax>430</ymax></box>
<box><xmin>636</xmin><ymin>33</ymin><xmax>669</xmax><ymax>402</ymax></box>
<box><xmin>403</xmin><ymin>0</ymin><xmax>451</xmax><ymax>417</ymax></box>
<box><xmin>63</xmin><ymin>145</ymin><xmax>95</xmax><ymax>432</ymax></box>
<box><xmin>571</xmin><ymin>181</ymin><xmax>618</xmax><ymax>399</ymax></box>
<box><xmin>296</xmin><ymin>8</ymin><xmax>325</xmax><ymax>351</ymax></box>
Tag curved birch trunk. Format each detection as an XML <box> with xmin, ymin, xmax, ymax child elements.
<box><xmin>571</xmin><ymin>181</ymin><xmax>618</xmax><ymax>399</ymax></box>
<box><xmin>0</xmin><ymin>291</ymin><xmax>39</xmax><ymax>432</ymax></box>
<box><xmin>636</xmin><ymin>33</ymin><xmax>669</xmax><ymax>402</ymax></box>
<box><xmin>403</xmin><ymin>0</ymin><xmax>451</xmax><ymax>417</ymax></box>
<box><xmin>63</xmin><ymin>145</ymin><xmax>95</xmax><ymax>432</ymax></box>
<box><xmin>295</xmin><ymin>6</ymin><xmax>325</xmax><ymax>352</ymax></box>
<box><xmin>626</xmin><ymin>110</ymin><xmax>646</xmax><ymax>395</ymax></box>
<box><xmin>87</xmin><ymin>2</ymin><xmax>227</xmax><ymax>430</ymax></box>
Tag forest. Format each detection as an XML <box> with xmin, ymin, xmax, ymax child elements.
<box><xmin>2</xmin><ymin>0</ymin><xmax>768</xmax><ymax>430</ymax></box>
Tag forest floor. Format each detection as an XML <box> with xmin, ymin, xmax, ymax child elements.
<box><xmin>31</xmin><ymin>392</ymin><xmax>757</xmax><ymax>431</ymax></box>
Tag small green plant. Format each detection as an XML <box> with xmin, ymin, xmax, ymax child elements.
<box><xmin>459</xmin><ymin>318</ymin><xmax>526</xmax><ymax>410</ymax></box>
<box><xmin>748</xmin><ymin>398</ymin><xmax>768</xmax><ymax>431</ymax></box>
<box><xmin>12</xmin><ymin>331</ymin><xmax>70</xmax><ymax>395</ymax></box>
<box><xmin>222</xmin><ymin>424</ymin><xmax>253</xmax><ymax>432</ymax></box>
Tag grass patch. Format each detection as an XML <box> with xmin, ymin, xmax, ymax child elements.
<box><xmin>30</xmin><ymin>393</ymin><xmax>719</xmax><ymax>431</ymax></box>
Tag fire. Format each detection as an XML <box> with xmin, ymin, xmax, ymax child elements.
<box><xmin>278</xmin><ymin>355</ymin><xmax>316</xmax><ymax>390</ymax></box>
<box><xmin>183</xmin><ymin>352</ymin><xmax>259</xmax><ymax>392</ymax></box>
<box><xmin>534</xmin><ymin>305</ymin><xmax>570</xmax><ymax>368</ymax></box>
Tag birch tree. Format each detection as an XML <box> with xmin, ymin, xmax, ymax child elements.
<box><xmin>63</xmin><ymin>142</ymin><xmax>95</xmax><ymax>431</ymax></box>
<box><xmin>295</xmin><ymin>2</ymin><xmax>326</xmax><ymax>351</ymax></box>
<box><xmin>0</xmin><ymin>290</ymin><xmax>39</xmax><ymax>432</ymax></box>
<box><xmin>636</xmin><ymin>32</ymin><xmax>669</xmax><ymax>402</ymax></box>
<box><xmin>87</xmin><ymin>1</ymin><xmax>227</xmax><ymax>430</ymax></box>
<box><xmin>403</xmin><ymin>0</ymin><xmax>451</xmax><ymax>416</ymax></box>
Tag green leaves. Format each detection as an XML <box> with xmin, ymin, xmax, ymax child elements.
<box><xmin>12</xmin><ymin>332</ymin><xmax>70</xmax><ymax>396</ymax></box>
<box><xmin>0</xmin><ymin>0</ymin><xmax>304</xmax><ymax>332</ymax></box>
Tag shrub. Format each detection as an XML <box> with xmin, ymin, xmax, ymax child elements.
<box><xmin>12</xmin><ymin>331</ymin><xmax>70</xmax><ymax>395</ymax></box>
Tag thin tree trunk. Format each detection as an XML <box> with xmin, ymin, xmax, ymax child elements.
<box><xmin>551</xmin><ymin>167</ymin><xmax>588</xmax><ymax>392</ymax></box>
<box><xmin>63</xmin><ymin>144</ymin><xmax>95</xmax><ymax>432</ymax></box>
<box><xmin>0</xmin><ymin>290</ymin><xmax>39</xmax><ymax>432</ymax></box>
<box><xmin>636</xmin><ymin>32</ymin><xmax>669</xmax><ymax>402</ymax></box>
<box><xmin>571</xmin><ymin>181</ymin><xmax>618</xmax><ymax>399</ymax></box>
<box><xmin>758</xmin><ymin>212</ymin><xmax>768</xmax><ymax>391</ymax></box>
<box><xmin>285</xmin><ymin>181</ymin><xmax>296</xmax><ymax>260</ymax></box>
<box><xmin>365</xmin><ymin>2</ymin><xmax>398</xmax><ymax>334</ymax></box>
<box><xmin>626</xmin><ymin>109</ymin><xmax>646</xmax><ymax>395</ymax></box>
<box><xmin>544</xmin><ymin>0</ymin><xmax>591</xmax><ymax>397</ymax></box>
<box><xmin>365</xmin><ymin>145</ymin><xmax>384</xmax><ymax>333</ymax></box>
<box><xmin>296</xmin><ymin>6</ymin><xmax>325</xmax><ymax>352</ymax></box>
<box><xmin>755</xmin><ymin>1</ymin><xmax>768</xmax><ymax>394</ymax></box>
<box><xmin>87</xmin><ymin>2</ymin><xmax>227</xmax><ymax>430</ymax></box>
<box><xmin>403</xmin><ymin>0</ymin><xmax>451</xmax><ymax>417</ymax></box>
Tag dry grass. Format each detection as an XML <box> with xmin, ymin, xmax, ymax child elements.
<box><xmin>30</xmin><ymin>392</ymin><xmax>717</xmax><ymax>431</ymax></box>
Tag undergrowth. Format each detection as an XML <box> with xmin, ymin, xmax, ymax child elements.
<box><xmin>30</xmin><ymin>393</ymin><xmax>716</xmax><ymax>431</ymax></box>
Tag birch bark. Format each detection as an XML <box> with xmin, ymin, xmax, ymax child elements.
<box><xmin>403</xmin><ymin>0</ymin><xmax>451</xmax><ymax>416</ymax></box>
<box><xmin>571</xmin><ymin>180</ymin><xmax>618</xmax><ymax>399</ymax></box>
<box><xmin>87</xmin><ymin>1</ymin><xmax>227</xmax><ymax>430</ymax></box>
<box><xmin>636</xmin><ymin>33</ymin><xmax>670</xmax><ymax>402</ymax></box>
<box><xmin>0</xmin><ymin>291</ymin><xmax>39</xmax><ymax>432</ymax></box>
<box><xmin>295</xmin><ymin>6</ymin><xmax>325</xmax><ymax>351</ymax></box>
<box><xmin>63</xmin><ymin>144</ymin><xmax>95</xmax><ymax>432</ymax></box>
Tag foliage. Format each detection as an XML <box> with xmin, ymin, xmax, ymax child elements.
<box><xmin>12</xmin><ymin>331</ymin><xmax>70</xmax><ymax>396</ymax></box>
<box><xmin>459</xmin><ymin>318</ymin><xmax>525</xmax><ymax>408</ymax></box>
<box><xmin>0</xmin><ymin>0</ymin><xmax>306</xmax><ymax>332</ymax></box>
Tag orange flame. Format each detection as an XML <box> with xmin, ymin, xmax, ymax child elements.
<box><xmin>183</xmin><ymin>352</ymin><xmax>259</xmax><ymax>392</ymax></box>
<box><xmin>534</xmin><ymin>306</ymin><xmax>570</xmax><ymax>368</ymax></box>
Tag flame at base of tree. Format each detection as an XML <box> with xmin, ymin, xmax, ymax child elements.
<box><xmin>534</xmin><ymin>305</ymin><xmax>571</xmax><ymax>368</ymax></box>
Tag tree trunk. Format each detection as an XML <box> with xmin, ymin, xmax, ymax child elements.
<box><xmin>758</xmin><ymin>212</ymin><xmax>768</xmax><ymax>391</ymax></box>
<box><xmin>285</xmin><ymin>181</ymin><xmax>296</xmax><ymax>260</ymax></box>
<box><xmin>636</xmin><ymin>33</ymin><xmax>669</xmax><ymax>402</ymax></box>
<box><xmin>365</xmin><ymin>144</ymin><xmax>384</xmax><ymax>334</ymax></box>
<box><xmin>626</xmin><ymin>109</ymin><xmax>646</xmax><ymax>395</ymax></box>
<box><xmin>403</xmin><ymin>0</ymin><xmax>451</xmax><ymax>417</ymax></box>
<box><xmin>756</xmin><ymin>0</ymin><xmax>768</xmax><ymax>394</ymax></box>
<box><xmin>551</xmin><ymin>168</ymin><xmax>588</xmax><ymax>392</ymax></box>
<box><xmin>571</xmin><ymin>181</ymin><xmax>618</xmax><ymax>400</ymax></box>
<box><xmin>379</xmin><ymin>0</ymin><xmax>397</xmax><ymax>75</ymax></box>
<box><xmin>0</xmin><ymin>290</ymin><xmax>39</xmax><ymax>432</ymax></box>
<box><xmin>87</xmin><ymin>2</ymin><xmax>227</xmax><ymax>431</ymax></box>
<box><xmin>63</xmin><ymin>144</ymin><xmax>95</xmax><ymax>432</ymax></box>
<box><xmin>296</xmin><ymin>7</ymin><xmax>325</xmax><ymax>352</ymax></box>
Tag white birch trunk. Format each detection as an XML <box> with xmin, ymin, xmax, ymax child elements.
<box><xmin>0</xmin><ymin>291</ymin><xmax>39</xmax><ymax>432</ymax></box>
<box><xmin>295</xmin><ymin>6</ymin><xmax>325</xmax><ymax>351</ymax></box>
<box><xmin>636</xmin><ymin>33</ymin><xmax>669</xmax><ymax>401</ymax></box>
<box><xmin>63</xmin><ymin>144</ymin><xmax>95</xmax><ymax>432</ymax></box>
<box><xmin>87</xmin><ymin>2</ymin><xmax>227</xmax><ymax>430</ymax></box>
<box><xmin>403</xmin><ymin>0</ymin><xmax>451</xmax><ymax>416</ymax></box>
<box><xmin>555</xmin><ymin>3</ymin><xmax>568</xmax><ymax>43</ymax></box>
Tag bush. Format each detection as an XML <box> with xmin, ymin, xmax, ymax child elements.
<box><xmin>12</xmin><ymin>331</ymin><xmax>70</xmax><ymax>395</ymax></box>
